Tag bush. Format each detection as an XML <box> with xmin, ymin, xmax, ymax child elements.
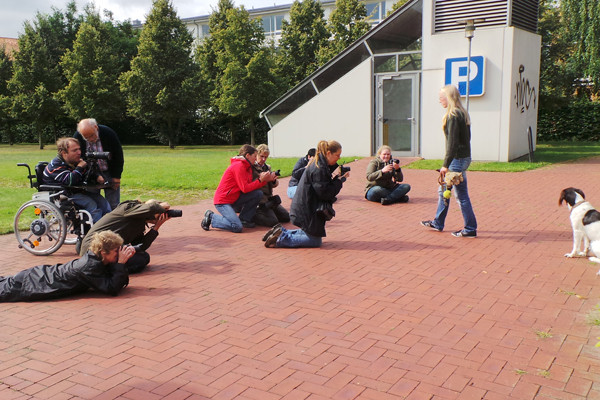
<box><xmin>538</xmin><ymin>102</ymin><xmax>600</xmax><ymax>141</ymax></box>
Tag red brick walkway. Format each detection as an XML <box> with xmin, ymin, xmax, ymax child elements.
<box><xmin>1</xmin><ymin>157</ymin><xmax>600</xmax><ymax>399</ymax></box>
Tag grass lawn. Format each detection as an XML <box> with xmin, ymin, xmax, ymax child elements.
<box><xmin>1</xmin><ymin>141</ymin><xmax>597</xmax><ymax>235</ymax></box>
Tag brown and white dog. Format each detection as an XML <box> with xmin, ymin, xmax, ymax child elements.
<box><xmin>559</xmin><ymin>187</ymin><xmax>595</xmax><ymax>258</ymax></box>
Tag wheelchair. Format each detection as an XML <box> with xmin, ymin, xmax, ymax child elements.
<box><xmin>14</xmin><ymin>162</ymin><xmax>95</xmax><ymax>256</ymax></box>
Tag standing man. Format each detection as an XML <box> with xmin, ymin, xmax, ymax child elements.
<box><xmin>74</xmin><ymin>118</ymin><xmax>124</xmax><ymax>209</ymax></box>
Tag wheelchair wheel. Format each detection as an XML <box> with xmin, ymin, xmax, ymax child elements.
<box><xmin>14</xmin><ymin>200</ymin><xmax>67</xmax><ymax>255</ymax></box>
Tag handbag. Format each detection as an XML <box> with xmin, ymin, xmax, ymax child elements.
<box><xmin>316</xmin><ymin>201</ymin><xmax>335</xmax><ymax>221</ymax></box>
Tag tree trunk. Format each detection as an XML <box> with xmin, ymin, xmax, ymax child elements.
<box><xmin>249</xmin><ymin>118</ymin><xmax>255</xmax><ymax>146</ymax></box>
<box><xmin>228</xmin><ymin>120</ymin><xmax>235</xmax><ymax>145</ymax></box>
<box><xmin>38</xmin><ymin>128</ymin><xmax>44</xmax><ymax>150</ymax></box>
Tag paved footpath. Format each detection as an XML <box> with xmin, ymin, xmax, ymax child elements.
<box><xmin>1</xmin><ymin>156</ymin><xmax>600</xmax><ymax>400</ymax></box>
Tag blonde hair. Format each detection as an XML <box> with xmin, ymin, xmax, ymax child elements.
<box><xmin>310</xmin><ymin>140</ymin><xmax>342</xmax><ymax>168</ymax></box>
<box><xmin>440</xmin><ymin>85</ymin><xmax>470</xmax><ymax>129</ymax></box>
<box><xmin>88</xmin><ymin>231</ymin><xmax>123</xmax><ymax>257</ymax></box>
<box><xmin>376</xmin><ymin>145</ymin><xmax>392</xmax><ymax>157</ymax></box>
<box><xmin>256</xmin><ymin>144</ymin><xmax>270</xmax><ymax>155</ymax></box>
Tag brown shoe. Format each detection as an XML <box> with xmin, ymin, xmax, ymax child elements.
<box><xmin>262</xmin><ymin>223</ymin><xmax>282</xmax><ymax>241</ymax></box>
<box><xmin>264</xmin><ymin>226</ymin><xmax>283</xmax><ymax>248</ymax></box>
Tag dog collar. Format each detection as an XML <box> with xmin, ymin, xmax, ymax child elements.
<box><xmin>571</xmin><ymin>200</ymin><xmax>588</xmax><ymax>212</ymax></box>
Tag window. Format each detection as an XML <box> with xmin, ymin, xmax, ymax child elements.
<box><xmin>365</xmin><ymin>2</ymin><xmax>386</xmax><ymax>25</ymax></box>
<box><xmin>262</xmin><ymin>14</ymin><xmax>285</xmax><ymax>35</ymax></box>
<box><xmin>201</xmin><ymin>24</ymin><xmax>210</xmax><ymax>38</ymax></box>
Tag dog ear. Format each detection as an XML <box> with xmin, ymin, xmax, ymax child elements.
<box><xmin>558</xmin><ymin>189</ymin><xmax>566</xmax><ymax>206</ymax></box>
<box><xmin>575</xmin><ymin>188</ymin><xmax>585</xmax><ymax>200</ymax></box>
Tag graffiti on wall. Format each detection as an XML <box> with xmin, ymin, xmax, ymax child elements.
<box><xmin>514</xmin><ymin>64</ymin><xmax>537</xmax><ymax>113</ymax></box>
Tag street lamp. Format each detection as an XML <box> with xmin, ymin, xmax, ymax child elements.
<box><xmin>456</xmin><ymin>18</ymin><xmax>485</xmax><ymax>112</ymax></box>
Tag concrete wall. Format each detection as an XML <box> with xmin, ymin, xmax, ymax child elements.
<box><xmin>503</xmin><ymin>28</ymin><xmax>541</xmax><ymax>160</ymax></box>
<box><xmin>420</xmin><ymin>2</ymin><xmax>541</xmax><ymax>162</ymax></box>
<box><xmin>268</xmin><ymin>58</ymin><xmax>373</xmax><ymax>158</ymax></box>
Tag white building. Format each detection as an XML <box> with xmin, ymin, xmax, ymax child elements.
<box><xmin>182</xmin><ymin>0</ymin><xmax>389</xmax><ymax>45</ymax></box>
<box><xmin>260</xmin><ymin>0</ymin><xmax>541</xmax><ymax>161</ymax></box>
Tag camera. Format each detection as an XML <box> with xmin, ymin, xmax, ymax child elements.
<box><xmin>274</xmin><ymin>169</ymin><xmax>281</xmax><ymax>176</ymax></box>
<box><xmin>86</xmin><ymin>151</ymin><xmax>111</xmax><ymax>160</ymax></box>
<box><xmin>166</xmin><ymin>209</ymin><xmax>183</xmax><ymax>218</ymax></box>
<box><xmin>82</xmin><ymin>151</ymin><xmax>112</xmax><ymax>185</ymax></box>
<box><xmin>340</xmin><ymin>165</ymin><xmax>351</xmax><ymax>175</ymax></box>
<box><xmin>387</xmin><ymin>158</ymin><xmax>400</xmax><ymax>165</ymax></box>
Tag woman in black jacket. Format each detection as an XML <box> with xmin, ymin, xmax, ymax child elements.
<box><xmin>0</xmin><ymin>231</ymin><xmax>133</xmax><ymax>302</ymax></box>
<box><xmin>421</xmin><ymin>85</ymin><xmax>477</xmax><ymax>237</ymax></box>
<box><xmin>264</xmin><ymin>140</ymin><xmax>349</xmax><ymax>248</ymax></box>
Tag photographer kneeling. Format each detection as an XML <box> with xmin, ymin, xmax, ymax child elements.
<box><xmin>252</xmin><ymin>144</ymin><xmax>290</xmax><ymax>227</ymax></box>
<box><xmin>365</xmin><ymin>145</ymin><xmax>411</xmax><ymax>205</ymax></box>
<box><xmin>79</xmin><ymin>200</ymin><xmax>178</xmax><ymax>273</ymax></box>
<box><xmin>263</xmin><ymin>140</ymin><xmax>349</xmax><ymax>248</ymax></box>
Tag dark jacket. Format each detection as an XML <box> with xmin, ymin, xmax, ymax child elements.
<box><xmin>290</xmin><ymin>156</ymin><xmax>344</xmax><ymax>237</ymax></box>
<box><xmin>74</xmin><ymin>125</ymin><xmax>124</xmax><ymax>179</ymax></box>
<box><xmin>288</xmin><ymin>156</ymin><xmax>309</xmax><ymax>188</ymax></box>
<box><xmin>80</xmin><ymin>200</ymin><xmax>166</xmax><ymax>256</ymax></box>
<box><xmin>365</xmin><ymin>157</ymin><xmax>404</xmax><ymax>194</ymax></box>
<box><xmin>252</xmin><ymin>163</ymin><xmax>278</xmax><ymax>204</ymax></box>
<box><xmin>43</xmin><ymin>155</ymin><xmax>88</xmax><ymax>186</ymax></box>
<box><xmin>0</xmin><ymin>252</ymin><xmax>129</xmax><ymax>302</ymax></box>
<box><xmin>443</xmin><ymin>111</ymin><xmax>471</xmax><ymax>168</ymax></box>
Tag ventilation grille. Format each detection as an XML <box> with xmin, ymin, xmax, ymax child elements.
<box><xmin>511</xmin><ymin>0</ymin><xmax>539</xmax><ymax>33</ymax></box>
<box><xmin>434</xmin><ymin>0</ymin><xmax>538</xmax><ymax>34</ymax></box>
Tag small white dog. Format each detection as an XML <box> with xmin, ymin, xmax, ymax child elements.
<box><xmin>559</xmin><ymin>187</ymin><xmax>594</xmax><ymax>258</ymax></box>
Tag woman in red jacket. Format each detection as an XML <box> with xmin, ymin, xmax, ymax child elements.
<box><xmin>202</xmin><ymin>144</ymin><xmax>277</xmax><ymax>233</ymax></box>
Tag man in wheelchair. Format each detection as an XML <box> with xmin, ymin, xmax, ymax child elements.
<box><xmin>43</xmin><ymin>137</ymin><xmax>111</xmax><ymax>223</ymax></box>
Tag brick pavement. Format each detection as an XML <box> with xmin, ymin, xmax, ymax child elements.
<box><xmin>1</xmin><ymin>156</ymin><xmax>600</xmax><ymax>399</ymax></box>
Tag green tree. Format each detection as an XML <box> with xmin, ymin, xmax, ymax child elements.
<box><xmin>9</xmin><ymin>23</ymin><xmax>64</xmax><ymax>149</ymax></box>
<box><xmin>58</xmin><ymin>10</ymin><xmax>138</xmax><ymax>122</ymax></box>
<box><xmin>206</xmin><ymin>6</ymin><xmax>279</xmax><ymax>145</ymax></box>
<box><xmin>0</xmin><ymin>47</ymin><xmax>16</xmax><ymax>144</ymax></box>
<box><xmin>276</xmin><ymin>0</ymin><xmax>329</xmax><ymax>90</ymax></box>
<box><xmin>387</xmin><ymin>0</ymin><xmax>410</xmax><ymax>15</ymax></box>
<box><xmin>561</xmin><ymin>0</ymin><xmax>600</xmax><ymax>98</ymax></box>
<box><xmin>120</xmin><ymin>0</ymin><xmax>200</xmax><ymax>148</ymax></box>
<box><xmin>538</xmin><ymin>0</ymin><xmax>576</xmax><ymax>106</ymax></box>
<box><xmin>317</xmin><ymin>0</ymin><xmax>370</xmax><ymax>65</ymax></box>
<box><xmin>196</xmin><ymin>0</ymin><xmax>236</xmax><ymax>110</ymax></box>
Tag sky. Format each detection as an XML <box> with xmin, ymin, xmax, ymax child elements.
<box><xmin>0</xmin><ymin>0</ymin><xmax>291</xmax><ymax>38</ymax></box>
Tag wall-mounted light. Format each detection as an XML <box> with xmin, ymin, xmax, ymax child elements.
<box><xmin>456</xmin><ymin>18</ymin><xmax>486</xmax><ymax>111</ymax></box>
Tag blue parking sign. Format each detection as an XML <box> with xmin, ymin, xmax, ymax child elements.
<box><xmin>445</xmin><ymin>56</ymin><xmax>485</xmax><ymax>96</ymax></box>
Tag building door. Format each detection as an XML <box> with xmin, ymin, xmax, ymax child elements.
<box><xmin>376</xmin><ymin>74</ymin><xmax>419</xmax><ymax>156</ymax></box>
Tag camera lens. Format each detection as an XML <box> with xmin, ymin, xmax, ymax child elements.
<box><xmin>166</xmin><ymin>209</ymin><xmax>183</xmax><ymax>218</ymax></box>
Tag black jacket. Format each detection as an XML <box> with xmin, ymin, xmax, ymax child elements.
<box><xmin>0</xmin><ymin>252</ymin><xmax>129</xmax><ymax>302</ymax></box>
<box><xmin>443</xmin><ymin>111</ymin><xmax>471</xmax><ymax>168</ymax></box>
<box><xmin>74</xmin><ymin>125</ymin><xmax>124</xmax><ymax>179</ymax></box>
<box><xmin>290</xmin><ymin>156</ymin><xmax>343</xmax><ymax>237</ymax></box>
<box><xmin>80</xmin><ymin>200</ymin><xmax>166</xmax><ymax>256</ymax></box>
<box><xmin>288</xmin><ymin>156</ymin><xmax>309</xmax><ymax>188</ymax></box>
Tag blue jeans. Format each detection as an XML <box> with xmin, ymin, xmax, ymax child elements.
<box><xmin>366</xmin><ymin>184</ymin><xmax>411</xmax><ymax>203</ymax></box>
<box><xmin>276</xmin><ymin>227</ymin><xmax>322</xmax><ymax>248</ymax></box>
<box><xmin>104</xmin><ymin>185</ymin><xmax>120</xmax><ymax>210</ymax></box>
<box><xmin>71</xmin><ymin>192</ymin><xmax>111</xmax><ymax>223</ymax></box>
<box><xmin>212</xmin><ymin>190</ymin><xmax>262</xmax><ymax>232</ymax></box>
<box><xmin>287</xmin><ymin>186</ymin><xmax>297</xmax><ymax>199</ymax></box>
<box><xmin>432</xmin><ymin>158</ymin><xmax>477</xmax><ymax>233</ymax></box>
